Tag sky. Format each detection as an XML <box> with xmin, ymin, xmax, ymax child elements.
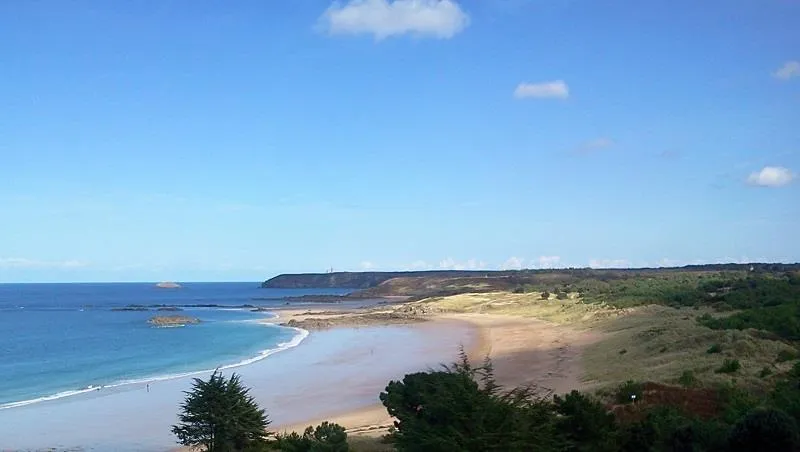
<box><xmin>0</xmin><ymin>0</ymin><xmax>798</xmax><ymax>283</ymax></box>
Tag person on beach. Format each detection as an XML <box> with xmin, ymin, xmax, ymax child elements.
<box><xmin>146</xmin><ymin>383</ymin><xmax>150</xmax><ymax>393</ymax></box>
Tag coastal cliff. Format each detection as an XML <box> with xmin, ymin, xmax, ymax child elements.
<box><xmin>261</xmin><ymin>271</ymin><xmax>496</xmax><ymax>289</ymax></box>
<box><xmin>261</xmin><ymin>264</ymin><xmax>800</xmax><ymax>299</ymax></box>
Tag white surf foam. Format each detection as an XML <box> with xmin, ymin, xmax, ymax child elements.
<box><xmin>0</xmin><ymin>320</ymin><xmax>309</xmax><ymax>411</ymax></box>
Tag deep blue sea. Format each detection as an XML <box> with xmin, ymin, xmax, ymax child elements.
<box><xmin>0</xmin><ymin>282</ymin><xmax>350</xmax><ymax>410</ymax></box>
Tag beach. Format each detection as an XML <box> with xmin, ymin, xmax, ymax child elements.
<box><xmin>0</xmin><ymin>298</ymin><xmax>603</xmax><ymax>451</ymax></box>
<box><xmin>0</xmin><ymin>307</ymin><xmax>477</xmax><ymax>451</ymax></box>
<box><xmin>266</xmin><ymin>307</ymin><xmax>602</xmax><ymax>442</ymax></box>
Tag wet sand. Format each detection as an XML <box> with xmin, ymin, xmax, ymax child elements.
<box><xmin>0</xmin><ymin>318</ymin><xmax>477</xmax><ymax>451</ymax></box>
<box><xmin>0</xmin><ymin>306</ymin><xmax>602</xmax><ymax>450</ymax></box>
<box><xmin>272</xmin><ymin>311</ymin><xmax>602</xmax><ymax>439</ymax></box>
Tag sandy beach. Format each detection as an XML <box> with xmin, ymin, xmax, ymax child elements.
<box><xmin>267</xmin><ymin>307</ymin><xmax>603</xmax><ymax>441</ymax></box>
<box><xmin>0</xmin><ymin>299</ymin><xmax>603</xmax><ymax>451</ymax></box>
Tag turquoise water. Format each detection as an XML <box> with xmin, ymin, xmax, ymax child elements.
<box><xmin>0</xmin><ymin>283</ymin><xmax>349</xmax><ymax>409</ymax></box>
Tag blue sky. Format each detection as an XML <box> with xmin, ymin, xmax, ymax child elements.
<box><xmin>1</xmin><ymin>0</ymin><xmax>798</xmax><ymax>283</ymax></box>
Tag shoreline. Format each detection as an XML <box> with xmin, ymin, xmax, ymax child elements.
<box><xmin>267</xmin><ymin>308</ymin><xmax>602</xmax><ymax>438</ymax></box>
<box><xmin>0</xmin><ymin>305</ymin><xmax>476</xmax><ymax>451</ymax></box>
<box><xmin>0</xmin><ymin>311</ymin><xmax>311</xmax><ymax>412</ymax></box>
<box><xmin>2</xmin><ymin>296</ymin><xmax>602</xmax><ymax>450</ymax></box>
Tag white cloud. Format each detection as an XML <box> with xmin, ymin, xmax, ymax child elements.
<box><xmin>588</xmin><ymin>258</ymin><xmax>631</xmax><ymax>269</ymax></box>
<box><xmin>360</xmin><ymin>260</ymin><xmax>377</xmax><ymax>270</ymax></box>
<box><xmin>438</xmin><ymin>257</ymin><xmax>486</xmax><ymax>270</ymax></box>
<box><xmin>320</xmin><ymin>0</ymin><xmax>470</xmax><ymax>40</ymax></box>
<box><xmin>500</xmin><ymin>256</ymin><xmax>526</xmax><ymax>270</ymax></box>
<box><xmin>408</xmin><ymin>260</ymin><xmax>432</xmax><ymax>270</ymax></box>
<box><xmin>532</xmin><ymin>256</ymin><xmax>561</xmax><ymax>269</ymax></box>
<box><xmin>746</xmin><ymin>166</ymin><xmax>794</xmax><ymax>187</ymax></box>
<box><xmin>513</xmin><ymin>80</ymin><xmax>569</xmax><ymax>99</ymax></box>
<box><xmin>0</xmin><ymin>258</ymin><xmax>87</xmax><ymax>269</ymax></box>
<box><xmin>774</xmin><ymin>61</ymin><xmax>800</xmax><ymax>80</ymax></box>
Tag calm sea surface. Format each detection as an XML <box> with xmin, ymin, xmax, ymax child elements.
<box><xmin>0</xmin><ymin>282</ymin><xmax>350</xmax><ymax>409</ymax></box>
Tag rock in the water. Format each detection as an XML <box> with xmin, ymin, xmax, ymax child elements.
<box><xmin>155</xmin><ymin>281</ymin><xmax>181</xmax><ymax>289</ymax></box>
<box><xmin>148</xmin><ymin>315</ymin><xmax>200</xmax><ymax>327</ymax></box>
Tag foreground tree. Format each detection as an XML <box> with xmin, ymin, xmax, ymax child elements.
<box><xmin>728</xmin><ymin>408</ymin><xmax>799</xmax><ymax>452</ymax></box>
<box><xmin>172</xmin><ymin>371</ymin><xmax>270</xmax><ymax>451</ymax></box>
<box><xmin>380</xmin><ymin>352</ymin><xmax>563</xmax><ymax>451</ymax></box>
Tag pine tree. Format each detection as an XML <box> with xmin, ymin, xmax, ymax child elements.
<box><xmin>172</xmin><ymin>371</ymin><xmax>270</xmax><ymax>451</ymax></box>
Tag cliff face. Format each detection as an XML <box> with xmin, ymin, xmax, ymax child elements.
<box><xmin>261</xmin><ymin>264</ymin><xmax>800</xmax><ymax>292</ymax></box>
<box><xmin>261</xmin><ymin>271</ymin><xmax>496</xmax><ymax>289</ymax></box>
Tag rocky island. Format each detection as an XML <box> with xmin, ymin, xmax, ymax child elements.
<box><xmin>147</xmin><ymin>315</ymin><xmax>200</xmax><ymax>327</ymax></box>
<box><xmin>155</xmin><ymin>281</ymin><xmax>181</xmax><ymax>289</ymax></box>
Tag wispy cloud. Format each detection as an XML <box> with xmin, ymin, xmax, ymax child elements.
<box><xmin>0</xmin><ymin>258</ymin><xmax>87</xmax><ymax>269</ymax></box>
<box><xmin>774</xmin><ymin>61</ymin><xmax>800</xmax><ymax>80</ymax></box>
<box><xmin>588</xmin><ymin>258</ymin><xmax>630</xmax><ymax>269</ymax></box>
<box><xmin>746</xmin><ymin>166</ymin><xmax>794</xmax><ymax>187</ymax></box>
<box><xmin>439</xmin><ymin>257</ymin><xmax>486</xmax><ymax>270</ymax></box>
<box><xmin>513</xmin><ymin>80</ymin><xmax>569</xmax><ymax>99</ymax></box>
<box><xmin>405</xmin><ymin>258</ymin><xmax>487</xmax><ymax>270</ymax></box>
<box><xmin>532</xmin><ymin>256</ymin><xmax>561</xmax><ymax>269</ymax></box>
<box><xmin>573</xmin><ymin>137</ymin><xmax>614</xmax><ymax>155</ymax></box>
<box><xmin>360</xmin><ymin>260</ymin><xmax>377</xmax><ymax>270</ymax></box>
<box><xmin>500</xmin><ymin>256</ymin><xmax>525</xmax><ymax>270</ymax></box>
<box><xmin>657</xmin><ymin>149</ymin><xmax>681</xmax><ymax>159</ymax></box>
<box><xmin>319</xmin><ymin>0</ymin><xmax>470</xmax><ymax>40</ymax></box>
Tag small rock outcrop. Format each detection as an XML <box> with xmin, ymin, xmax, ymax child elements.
<box><xmin>156</xmin><ymin>281</ymin><xmax>181</xmax><ymax>289</ymax></box>
<box><xmin>148</xmin><ymin>315</ymin><xmax>200</xmax><ymax>327</ymax></box>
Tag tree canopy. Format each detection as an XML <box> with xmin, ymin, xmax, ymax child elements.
<box><xmin>172</xmin><ymin>371</ymin><xmax>270</xmax><ymax>452</ymax></box>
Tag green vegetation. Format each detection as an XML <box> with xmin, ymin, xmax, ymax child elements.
<box><xmin>172</xmin><ymin>371</ymin><xmax>270</xmax><ymax>451</ymax></box>
<box><xmin>173</xmin><ymin>372</ymin><xmax>349</xmax><ymax>452</ymax></box>
<box><xmin>728</xmin><ymin>408</ymin><xmax>799</xmax><ymax>451</ymax></box>
<box><xmin>614</xmin><ymin>381</ymin><xmax>643</xmax><ymax>405</ymax></box>
<box><xmin>200</xmin><ymin>266</ymin><xmax>800</xmax><ymax>450</ymax></box>
<box><xmin>177</xmin><ymin>353</ymin><xmax>800</xmax><ymax>451</ymax></box>
<box><xmin>272</xmin><ymin>422</ymin><xmax>350</xmax><ymax>452</ymax></box>
<box><xmin>716</xmin><ymin>359</ymin><xmax>742</xmax><ymax>374</ymax></box>
<box><xmin>678</xmin><ymin>370</ymin><xmax>697</xmax><ymax>387</ymax></box>
<box><xmin>377</xmin><ymin>355</ymin><xmax>800</xmax><ymax>451</ymax></box>
<box><xmin>777</xmin><ymin>349</ymin><xmax>800</xmax><ymax>363</ymax></box>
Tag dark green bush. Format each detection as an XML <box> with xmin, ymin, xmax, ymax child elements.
<box><xmin>678</xmin><ymin>370</ymin><xmax>696</xmax><ymax>387</ymax></box>
<box><xmin>706</xmin><ymin>343</ymin><xmax>723</xmax><ymax>354</ymax></box>
<box><xmin>615</xmin><ymin>380</ymin><xmax>644</xmax><ymax>404</ymax></box>
<box><xmin>716</xmin><ymin>359</ymin><xmax>741</xmax><ymax>374</ymax></box>
<box><xmin>777</xmin><ymin>349</ymin><xmax>799</xmax><ymax>363</ymax></box>
<box><xmin>380</xmin><ymin>354</ymin><xmax>563</xmax><ymax>451</ymax></box>
<box><xmin>553</xmin><ymin>390</ymin><xmax>617</xmax><ymax>452</ymax></box>
<box><xmin>729</xmin><ymin>408</ymin><xmax>799</xmax><ymax>452</ymax></box>
<box><xmin>272</xmin><ymin>422</ymin><xmax>349</xmax><ymax>452</ymax></box>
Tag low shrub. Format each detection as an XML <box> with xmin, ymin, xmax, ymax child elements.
<box><xmin>777</xmin><ymin>349</ymin><xmax>799</xmax><ymax>363</ymax></box>
<box><xmin>678</xmin><ymin>370</ymin><xmax>696</xmax><ymax>387</ymax></box>
<box><xmin>716</xmin><ymin>359</ymin><xmax>741</xmax><ymax>374</ymax></box>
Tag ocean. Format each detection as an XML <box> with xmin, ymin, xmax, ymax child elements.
<box><xmin>0</xmin><ymin>282</ymin><xmax>350</xmax><ymax>410</ymax></box>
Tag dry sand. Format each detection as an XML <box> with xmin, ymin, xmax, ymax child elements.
<box><xmin>269</xmin><ymin>308</ymin><xmax>603</xmax><ymax>437</ymax></box>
